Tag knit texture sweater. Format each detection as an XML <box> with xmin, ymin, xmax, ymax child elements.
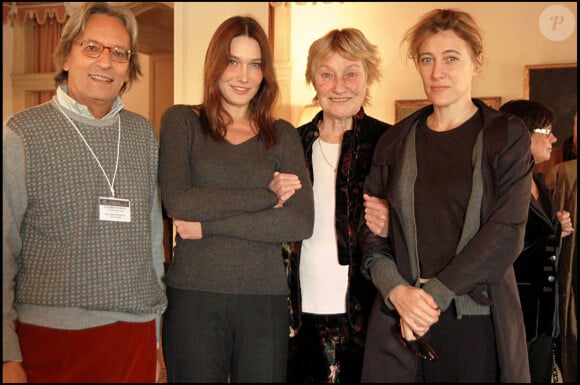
<box><xmin>3</xmin><ymin>100</ymin><xmax>167</xmax><ymax>361</ymax></box>
<box><xmin>159</xmin><ymin>105</ymin><xmax>314</xmax><ymax>295</ymax></box>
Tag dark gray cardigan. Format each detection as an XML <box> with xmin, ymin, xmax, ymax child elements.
<box><xmin>359</xmin><ymin>99</ymin><xmax>533</xmax><ymax>382</ymax></box>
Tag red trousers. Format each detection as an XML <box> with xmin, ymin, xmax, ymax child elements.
<box><xmin>18</xmin><ymin>320</ymin><xmax>156</xmax><ymax>383</ymax></box>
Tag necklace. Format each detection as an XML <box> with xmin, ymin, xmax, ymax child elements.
<box><xmin>318</xmin><ymin>138</ymin><xmax>337</xmax><ymax>174</ymax></box>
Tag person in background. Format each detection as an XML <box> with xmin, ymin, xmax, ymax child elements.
<box><xmin>158</xmin><ymin>15</ymin><xmax>314</xmax><ymax>383</ymax></box>
<box><xmin>550</xmin><ymin>112</ymin><xmax>577</xmax><ymax>383</ymax></box>
<box><xmin>278</xmin><ymin>28</ymin><xmax>391</xmax><ymax>383</ymax></box>
<box><xmin>543</xmin><ymin>113</ymin><xmax>577</xmax><ymax>189</ymax></box>
<box><xmin>499</xmin><ymin>99</ymin><xmax>574</xmax><ymax>383</ymax></box>
<box><xmin>561</xmin><ymin>134</ymin><xmax>577</xmax><ymax>162</ymax></box>
<box><xmin>358</xmin><ymin>9</ymin><xmax>533</xmax><ymax>382</ymax></box>
<box><xmin>3</xmin><ymin>2</ymin><xmax>167</xmax><ymax>382</ymax></box>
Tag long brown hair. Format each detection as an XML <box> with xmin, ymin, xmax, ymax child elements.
<box><xmin>197</xmin><ymin>15</ymin><xmax>279</xmax><ymax>148</ymax></box>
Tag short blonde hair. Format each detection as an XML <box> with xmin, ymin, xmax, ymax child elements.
<box><xmin>305</xmin><ymin>28</ymin><xmax>382</xmax><ymax>106</ymax></box>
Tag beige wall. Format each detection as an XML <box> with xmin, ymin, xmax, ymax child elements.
<box><xmin>173</xmin><ymin>2</ymin><xmax>576</xmax><ymax>132</ymax></box>
<box><xmin>4</xmin><ymin>2</ymin><xmax>577</xmax><ymax>132</ymax></box>
<box><xmin>173</xmin><ymin>2</ymin><xmax>269</xmax><ymax>105</ymax></box>
<box><xmin>121</xmin><ymin>52</ymin><xmax>150</xmax><ymax>118</ymax></box>
<box><xmin>3</xmin><ymin>22</ymin><xmax>14</xmax><ymax>124</ymax></box>
<box><xmin>286</xmin><ymin>2</ymin><xmax>577</xmax><ymax>127</ymax></box>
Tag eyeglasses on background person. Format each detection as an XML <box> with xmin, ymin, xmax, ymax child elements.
<box><xmin>73</xmin><ymin>39</ymin><xmax>133</xmax><ymax>63</ymax></box>
<box><xmin>391</xmin><ymin>321</ymin><xmax>439</xmax><ymax>361</ymax></box>
<box><xmin>532</xmin><ymin>127</ymin><xmax>553</xmax><ymax>137</ymax></box>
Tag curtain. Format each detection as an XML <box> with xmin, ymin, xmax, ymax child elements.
<box><xmin>3</xmin><ymin>3</ymin><xmax>69</xmax><ymax>106</ymax></box>
<box><xmin>2</xmin><ymin>2</ymin><xmax>69</xmax><ymax>25</ymax></box>
<box><xmin>33</xmin><ymin>18</ymin><xmax>66</xmax><ymax>104</ymax></box>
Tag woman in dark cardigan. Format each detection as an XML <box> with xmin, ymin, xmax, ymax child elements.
<box><xmin>359</xmin><ymin>9</ymin><xmax>533</xmax><ymax>382</ymax></box>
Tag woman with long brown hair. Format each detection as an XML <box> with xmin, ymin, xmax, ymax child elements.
<box><xmin>158</xmin><ymin>15</ymin><xmax>314</xmax><ymax>382</ymax></box>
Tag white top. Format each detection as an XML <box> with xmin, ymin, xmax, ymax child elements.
<box><xmin>299</xmin><ymin>138</ymin><xmax>348</xmax><ymax>314</ymax></box>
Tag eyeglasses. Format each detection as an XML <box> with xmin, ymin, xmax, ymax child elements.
<box><xmin>391</xmin><ymin>322</ymin><xmax>438</xmax><ymax>361</ymax></box>
<box><xmin>73</xmin><ymin>40</ymin><xmax>133</xmax><ymax>63</ymax></box>
<box><xmin>532</xmin><ymin>127</ymin><xmax>553</xmax><ymax>137</ymax></box>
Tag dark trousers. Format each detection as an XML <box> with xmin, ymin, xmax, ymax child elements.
<box><xmin>362</xmin><ymin>294</ymin><xmax>499</xmax><ymax>383</ymax></box>
<box><xmin>287</xmin><ymin>313</ymin><xmax>365</xmax><ymax>383</ymax></box>
<box><xmin>414</xmin><ymin>308</ymin><xmax>498</xmax><ymax>382</ymax></box>
<box><xmin>162</xmin><ymin>287</ymin><xmax>288</xmax><ymax>383</ymax></box>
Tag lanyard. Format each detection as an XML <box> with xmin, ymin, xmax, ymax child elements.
<box><xmin>55</xmin><ymin>103</ymin><xmax>121</xmax><ymax>197</ymax></box>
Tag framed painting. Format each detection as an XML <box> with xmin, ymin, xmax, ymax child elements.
<box><xmin>524</xmin><ymin>63</ymin><xmax>577</xmax><ymax>147</ymax></box>
<box><xmin>394</xmin><ymin>97</ymin><xmax>502</xmax><ymax>122</ymax></box>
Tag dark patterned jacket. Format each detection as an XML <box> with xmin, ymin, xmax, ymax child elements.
<box><xmin>283</xmin><ymin>107</ymin><xmax>391</xmax><ymax>334</ymax></box>
<box><xmin>515</xmin><ymin>173</ymin><xmax>561</xmax><ymax>341</ymax></box>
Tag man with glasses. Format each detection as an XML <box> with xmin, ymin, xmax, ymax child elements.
<box><xmin>3</xmin><ymin>2</ymin><xmax>167</xmax><ymax>382</ymax></box>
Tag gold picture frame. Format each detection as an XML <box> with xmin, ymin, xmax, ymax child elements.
<box><xmin>394</xmin><ymin>97</ymin><xmax>502</xmax><ymax>123</ymax></box>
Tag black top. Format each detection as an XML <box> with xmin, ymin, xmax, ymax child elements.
<box><xmin>415</xmin><ymin>110</ymin><xmax>483</xmax><ymax>278</ymax></box>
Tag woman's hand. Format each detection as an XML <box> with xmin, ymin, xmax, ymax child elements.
<box><xmin>269</xmin><ymin>171</ymin><xmax>302</xmax><ymax>208</ymax></box>
<box><xmin>557</xmin><ymin>210</ymin><xmax>574</xmax><ymax>238</ymax></box>
<box><xmin>173</xmin><ymin>219</ymin><xmax>202</xmax><ymax>240</ymax></box>
<box><xmin>363</xmin><ymin>194</ymin><xmax>389</xmax><ymax>237</ymax></box>
<box><xmin>389</xmin><ymin>284</ymin><xmax>441</xmax><ymax>340</ymax></box>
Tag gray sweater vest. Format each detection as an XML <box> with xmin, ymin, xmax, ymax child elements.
<box><xmin>10</xmin><ymin>101</ymin><xmax>166</xmax><ymax>315</ymax></box>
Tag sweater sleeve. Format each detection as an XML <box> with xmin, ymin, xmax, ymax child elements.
<box><xmin>202</xmin><ymin>122</ymin><xmax>314</xmax><ymax>243</ymax></box>
<box><xmin>159</xmin><ymin>105</ymin><xmax>278</xmax><ymax>221</ymax></box>
<box><xmin>3</xmin><ymin>126</ymin><xmax>26</xmax><ymax>362</ymax></box>
<box><xmin>151</xmin><ymin>189</ymin><xmax>165</xmax><ymax>346</ymax></box>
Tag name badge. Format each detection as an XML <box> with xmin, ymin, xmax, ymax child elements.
<box><xmin>98</xmin><ymin>197</ymin><xmax>131</xmax><ymax>222</ymax></box>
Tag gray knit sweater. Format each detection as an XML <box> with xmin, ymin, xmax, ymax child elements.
<box><xmin>3</xmin><ymin>100</ymin><xmax>167</xmax><ymax>362</ymax></box>
<box><xmin>159</xmin><ymin>105</ymin><xmax>314</xmax><ymax>295</ymax></box>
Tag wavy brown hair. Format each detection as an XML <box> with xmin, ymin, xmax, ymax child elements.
<box><xmin>402</xmin><ymin>8</ymin><xmax>484</xmax><ymax>69</ymax></box>
<box><xmin>195</xmin><ymin>15</ymin><xmax>279</xmax><ymax>149</ymax></box>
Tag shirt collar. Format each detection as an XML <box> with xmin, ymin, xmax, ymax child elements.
<box><xmin>56</xmin><ymin>85</ymin><xmax>125</xmax><ymax>119</ymax></box>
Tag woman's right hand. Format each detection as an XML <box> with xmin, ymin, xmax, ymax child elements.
<box><xmin>173</xmin><ymin>219</ymin><xmax>203</xmax><ymax>240</ymax></box>
<box><xmin>269</xmin><ymin>171</ymin><xmax>301</xmax><ymax>207</ymax></box>
<box><xmin>389</xmin><ymin>285</ymin><xmax>441</xmax><ymax>340</ymax></box>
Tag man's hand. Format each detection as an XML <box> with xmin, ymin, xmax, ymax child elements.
<box><xmin>3</xmin><ymin>361</ymin><xmax>27</xmax><ymax>383</ymax></box>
